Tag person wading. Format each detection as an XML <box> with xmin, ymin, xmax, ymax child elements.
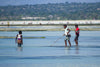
<box><xmin>15</xmin><ymin>31</ymin><xmax>23</xmax><ymax>47</ymax></box>
<box><xmin>75</xmin><ymin>25</ymin><xmax>80</xmax><ymax>46</ymax></box>
<box><xmin>63</xmin><ymin>25</ymin><xmax>71</xmax><ymax>47</ymax></box>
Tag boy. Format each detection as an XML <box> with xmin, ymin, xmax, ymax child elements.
<box><xmin>15</xmin><ymin>31</ymin><xmax>23</xmax><ymax>47</ymax></box>
<box><xmin>75</xmin><ymin>25</ymin><xmax>80</xmax><ymax>46</ymax></box>
<box><xmin>63</xmin><ymin>25</ymin><xmax>71</xmax><ymax>47</ymax></box>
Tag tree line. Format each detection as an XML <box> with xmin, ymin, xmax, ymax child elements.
<box><xmin>0</xmin><ymin>2</ymin><xmax>100</xmax><ymax>21</ymax></box>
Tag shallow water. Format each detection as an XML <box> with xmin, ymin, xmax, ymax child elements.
<box><xmin>0</xmin><ymin>31</ymin><xmax>100</xmax><ymax>67</ymax></box>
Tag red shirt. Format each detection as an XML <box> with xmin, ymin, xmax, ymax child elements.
<box><xmin>75</xmin><ymin>27</ymin><xmax>79</xmax><ymax>35</ymax></box>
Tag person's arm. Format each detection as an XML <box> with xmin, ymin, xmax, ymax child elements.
<box><xmin>76</xmin><ymin>29</ymin><xmax>79</xmax><ymax>33</ymax></box>
<box><xmin>15</xmin><ymin>34</ymin><xmax>18</xmax><ymax>43</ymax></box>
<box><xmin>63</xmin><ymin>29</ymin><xmax>66</xmax><ymax>36</ymax></box>
<box><xmin>67</xmin><ymin>28</ymin><xmax>70</xmax><ymax>35</ymax></box>
<box><xmin>75</xmin><ymin>29</ymin><xmax>79</xmax><ymax>34</ymax></box>
<box><xmin>77</xmin><ymin>30</ymin><xmax>79</xmax><ymax>33</ymax></box>
<box><xmin>21</xmin><ymin>35</ymin><xmax>23</xmax><ymax>44</ymax></box>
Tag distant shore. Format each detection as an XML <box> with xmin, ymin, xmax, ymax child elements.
<box><xmin>0</xmin><ymin>25</ymin><xmax>100</xmax><ymax>31</ymax></box>
<box><xmin>0</xmin><ymin>24</ymin><xmax>100</xmax><ymax>26</ymax></box>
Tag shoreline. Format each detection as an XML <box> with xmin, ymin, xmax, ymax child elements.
<box><xmin>0</xmin><ymin>24</ymin><xmax>100</xmax><ymax>26</ymax></box>
<box><xmin>0</xmin><ymin>24</ymin><xmax>100</xmax><ymax>31</ymax></box>
<box><xmin>0</xmin><ymin>28</ymin><xmax>100</xmax><ymax>31</ymax></box>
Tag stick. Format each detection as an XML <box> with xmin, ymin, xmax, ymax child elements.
<box><xmin>50</xmin><ymin>36</ymin><xmax>64</xmax><ymax>46</ymax></box>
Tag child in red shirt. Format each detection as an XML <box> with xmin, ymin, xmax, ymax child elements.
<box><xmin>75</xmin><ymin>25</ymin><xmax>80</xmax><ymax>46</ymax></box>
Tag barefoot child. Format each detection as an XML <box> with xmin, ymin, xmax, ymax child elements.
<box><xmin>75</xmin><ymin>25</ymin><xmax>80</xmax><ymax>46</ymax></box>
<box><xmin>63</xmin><ymin>25</ymin><xmax>71</xmax><ymax>47</ymax></box>
<box><xmin>15</xmin><ymin>31</ymin><xmax>23</xmax><ymax>47</ymax></box>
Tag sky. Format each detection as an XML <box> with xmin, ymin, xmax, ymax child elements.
<box><xmin>0</xmin><ymin>0</ymin><xmax>100</xmax><ymax>6</ymax></box>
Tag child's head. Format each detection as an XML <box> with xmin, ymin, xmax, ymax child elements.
<box><xmin>63</xmin><ymin>24</ymin><xmax>67</xmax><ymax>29</ymax></box>
<box><xmin>19</xmin><ymin>31</ymin><xmax>22</xmax><ymax>34</ymax></box>
<box><xmin>75</xmin><ymin>24</ymin><xmax>78</xmax><ymax>28</ymax></box>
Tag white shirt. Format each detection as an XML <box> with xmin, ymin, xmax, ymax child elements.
<box><xmin>65</xmin><ymin>27</ymin><xmax>69</xmax><ymax>35</ymax></box>
<box><xmin>17</xmin><ymin>34</ymin><xmax>22</xmax><ymax>39</ymax></box>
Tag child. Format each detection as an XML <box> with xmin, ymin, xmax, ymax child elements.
<box><xmin>75</xmin><ymin>25</ymin><xmax>80</xmax><ymax>46</ymax></box>
<box><xmin>15</xmin><ymin>31</ymin><xmax>23</xmax><ymax>47</ymax></box>
<box><xmin>63</xmin><ymin>25</ymin><xmax>71</xmax><ymax>47</ymax></box>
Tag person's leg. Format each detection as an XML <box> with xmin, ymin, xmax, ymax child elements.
<box><xmin>18</xmin><ymin>43</ymin><xmax>21</xmax><ymax>47</ymax></box>
<box><xmin>68</xmin><ymin>40</ymin><xmax>71</xmax><ymax>47</ymax></box>
<box><xmin>65</xmin><ymin>40</ymin><xmax>67</xmax><ymax>47</ymax></box>
<box><xmin>17</xmin><ymin>44</ymin><xmax>23</xmax><ymax>51</ymax></box>
<box><xmin>75</xmin><ymin>40</ymin><xmax>78</xmax><ymax>46</ymax></box>
<box><xmin>75</xmin><ymin>35</ymin><xmax>78</xmax><ymax>46</ymax></box>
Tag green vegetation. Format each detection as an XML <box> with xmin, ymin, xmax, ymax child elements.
<box><xmin>0</xmin><ymin>2</ymin><xmax>100</xmax><ymax>20</ymax></box>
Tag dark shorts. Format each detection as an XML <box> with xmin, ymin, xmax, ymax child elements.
<box><xmin>75</xmin><ymin>35</ymin><xmax>79</xmax><ymax>40</ymax></box>
<box><xmin>18</xmin><ymin>43</ymin><xmax>22</xmax><ymax>47</ymax></box>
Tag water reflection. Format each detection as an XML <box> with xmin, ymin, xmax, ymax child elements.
<box><xmin>17</xmin><ymin>46</ymin><xmax>23</xmax><ymax>51</ymax></box>
<box><xmin>75</xmin><ymin>46</ymin><xmax>79</xmax><ymax>54</ymax></box>
<box><xmin>64</xmin><ymin>47</ymin><xmax>71</xmax><ymax>54</ymax></box>
<box><xmin>64</xmin><ymin>46</ymin><xmax>79</xmax><ymax>55</ymax></box>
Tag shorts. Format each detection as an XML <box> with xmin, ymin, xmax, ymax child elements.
<box><xmin>17</xmin><ymin>40</ymin><xmax>22</xmax><ymax>44</ymax></box>
<box><xmin>18</xmin><ymin>43</ymin><xmax>22</xmax><ymax>47</ymax></box>
<box><xmin>65</xmin><ymin>35</ymin><xmax>70</xmax><ymax>40</ymax></box>
<box><xmin>75</xmin><ymin>35</ymin><xmax>79</xmax><ymax>40</ymax></box>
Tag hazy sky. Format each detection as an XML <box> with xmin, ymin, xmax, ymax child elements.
<box><xmin>0</xmin><ymin>0</ymin><xmax>100</xmax><ymax>6</ymax></box>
